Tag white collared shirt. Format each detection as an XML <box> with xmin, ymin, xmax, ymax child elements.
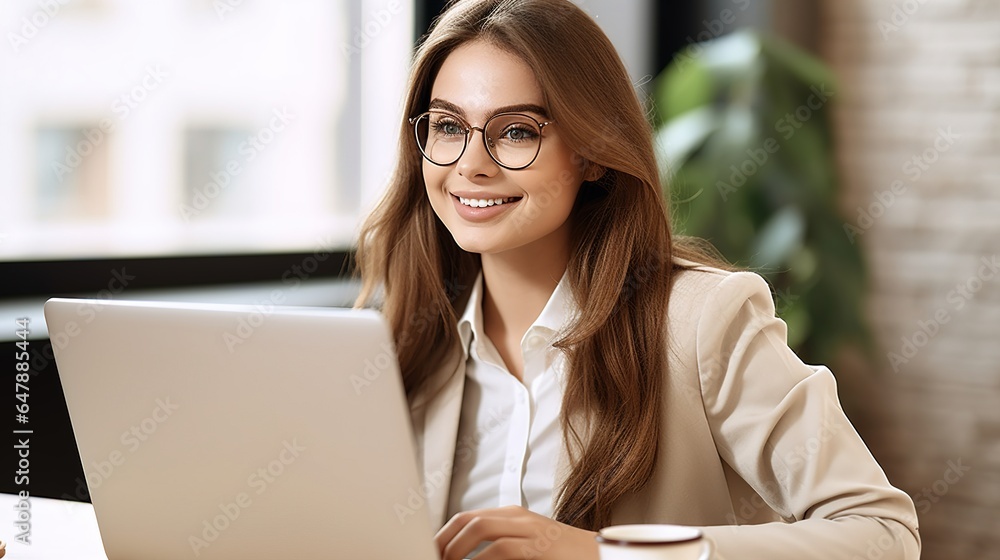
<box><xmin>446</xmin><ymin>270</ymin><xmax>576</xmax><ymax>520</ymax></box>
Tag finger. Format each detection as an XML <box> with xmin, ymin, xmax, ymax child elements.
<box><xmin>467</xmin><ymin>536</ymin><xmax>534</xmax><ymax>560</ymax></box>
<box><xmin>440</xmin><ymin>515</ymin><xmax>535</xmax><ymax>560</ymax></box>
<box><xmin>434</xmin><ymin>506</ymin><xmax>527</xmax><ymax>553</ymax></box>
<box><xmin>434</xmin><ymin>511</ymin><xmax>473</xmax><ymax>554</ymax></box>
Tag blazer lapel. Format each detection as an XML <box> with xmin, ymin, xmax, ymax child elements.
<box><xmin>412</xmin><ymin>345</ymin><xmax>467</xmax><ymax>528</ymax></box>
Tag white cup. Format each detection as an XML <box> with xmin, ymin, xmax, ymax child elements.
<box><xmin>596</xmin><ymin>524</ymin><xmax>714</xmax><ymax>560</ymax></box>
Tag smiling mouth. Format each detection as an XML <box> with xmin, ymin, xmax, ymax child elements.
<box><xmin>455</xmin><ymin>195</ymin><xmax>523</xmax><ymax>208</ymax></box>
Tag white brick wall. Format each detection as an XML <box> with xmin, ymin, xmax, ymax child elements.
<box><xmin>821</xmin><ymin>1</ymin><xmax>1000</xmax><ymax>558</ymax></box>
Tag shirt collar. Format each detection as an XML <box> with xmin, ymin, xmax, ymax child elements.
<box><xmin>457</xmin><ymin>269</ymin><xmax>577</xmax><ymax>359</ymax></box>
<box><xmin>457</xmin><ymin>273</ymin><xmax>484</xmax><ymax>358</ymax></box>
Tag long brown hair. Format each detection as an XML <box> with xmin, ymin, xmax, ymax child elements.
<box><xmin>355</xmin><ymin>0</ymin><xmax>715</xmax><ymax>531</ymax></box>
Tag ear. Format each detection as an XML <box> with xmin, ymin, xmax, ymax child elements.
<box><xmin>584</xmin><ymin>161</ymin><xmax>606</xmax><ymax>182</ymax></box>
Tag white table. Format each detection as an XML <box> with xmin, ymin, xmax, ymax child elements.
<box><xmin>0</xmin><ymin>493</ymin><xmax>109</xmax><ymax>559</ymax></box>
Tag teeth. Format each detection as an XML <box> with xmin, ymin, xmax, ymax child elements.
<box><xmin>458</xmin><ymin>197</ymin><xmax>517</xmax><ymax>208</ymax></box>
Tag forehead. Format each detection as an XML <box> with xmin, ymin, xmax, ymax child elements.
<box><xmin>429</xmin><ymin>40</ymin><xmax>545</xmax><ymax>120</ymax></box>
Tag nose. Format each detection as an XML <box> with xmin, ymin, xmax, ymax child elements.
<box><xmin>457</xmin><ymin>127</ymin><xmax>500</xmax><ymax>179</ymax></box>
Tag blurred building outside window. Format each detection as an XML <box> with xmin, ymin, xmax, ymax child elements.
<box><xmin>0</xmin><ymin>0</ymin><xmax>413</xmax><ymax>261</ymax></box>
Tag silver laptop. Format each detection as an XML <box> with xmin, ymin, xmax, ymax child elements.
<box><xmin>44</xmin><ymin>298</ymin><xmax>441</xmax><ymax>560</ymax></box>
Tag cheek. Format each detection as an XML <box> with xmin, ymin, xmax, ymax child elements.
<box><xmin>422</xmin><ymin>163</ymin><xmax>445</xmax><ymax>194</ymax></box>
<box><xmin>530</xmin><ymin>155</ymin><xmax>585</xmax><ymax>208</ymax></box>
<box><xmin>538</xmin><ymin>139</ymin><xmax>587</xmax><ymax>189</ymax></box>
<box><xmin>422</xmin><ymin>164</ymin><xmax>452</xmax><ymax>217</ymax></box>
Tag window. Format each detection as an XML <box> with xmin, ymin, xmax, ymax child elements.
<box><xmin>0</xmin><ymin>0</ymin><xmax>413</xmax><ymax>262</ymax></box>
<box><xmin>35</xmin><ymin>125</ymin><xmax>112</xmax><ymax>221</ymax></box>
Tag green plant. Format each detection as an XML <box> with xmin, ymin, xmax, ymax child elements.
<box><xmin>653</xmin><ymin>29</ymin><xmax>870</xmax><ymax>364</ymax></box>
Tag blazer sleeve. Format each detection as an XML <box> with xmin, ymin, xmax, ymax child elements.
<box><xmin>693</xmin><ymin>272</ymin><xmax>920</xmax><ymax>560</ymax></box>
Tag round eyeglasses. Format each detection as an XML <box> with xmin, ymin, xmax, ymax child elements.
<box><xmin>409</xmin><ymin>110</ymin><xmax>553</xmax><ymax>170</ymax></box>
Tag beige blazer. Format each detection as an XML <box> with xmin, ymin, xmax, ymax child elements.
<box><xmin>408</xmin><ymin>263</ymin><xmax>921</xmax><ymax>560</ymax></box>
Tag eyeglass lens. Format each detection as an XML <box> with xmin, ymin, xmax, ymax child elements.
<box><xmin>414</xmin><ymin>111</ymin><xmax>543</xmax><ymax>169</ymax></box>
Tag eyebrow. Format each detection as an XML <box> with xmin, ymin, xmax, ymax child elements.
<box><xmin>428</xmin><ymin>98</ymin><xmax>550</xmax><ymax>120</ymax></box>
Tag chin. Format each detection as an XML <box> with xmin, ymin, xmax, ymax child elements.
<box><xmin>446</xmin><ymin>230</ymin><xmax>510</xmax><ymax>255</ymax></box>
<box><xmin>452</xmin><ymin>237</ymin><xmax>497</xmax><ymax>255</ymax></box>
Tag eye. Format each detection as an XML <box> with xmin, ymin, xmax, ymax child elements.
<box><xmin>499</xmin><ymin>124</ymin><xmax>538</xmax><ymax>143</ymax></box>
<box><xmin>431</xmin><ymin>118</ymin><xmax>466</xmax><ymax>137</ymax></box>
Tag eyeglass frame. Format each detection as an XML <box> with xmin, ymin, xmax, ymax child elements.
<box><xmin>408</xmin><ymin>110</ymin><xmax>554</xmax><ymax>171</ymax></box>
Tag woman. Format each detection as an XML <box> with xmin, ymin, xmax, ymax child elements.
<box><xmin>354</xmin><ymin>0</ymin><xmax>920</xmax><ymax>558</ymax></box>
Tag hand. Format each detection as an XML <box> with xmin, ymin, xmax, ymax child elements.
<box><xmin>434</xmin><ymin>505</ymin><xmax>599</xmax><ymax>560</ymax></box>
